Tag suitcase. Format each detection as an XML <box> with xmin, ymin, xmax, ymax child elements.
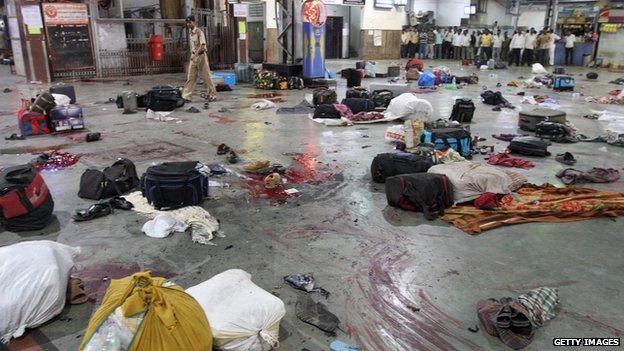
<box><xmin>385</xmin><ymin>173</ymin><xmax>454</xmax><ymax>220</ymax></box>
<box><xmin>313</xmin><ymin>104</ymin><xmax>341</xmax><ymax>119</ymax></box>
<box><xmin>141</xmin><ymin>161</ymin><xmax>209</xmax><ymax>210</ymax></box>
<box><xmin>387</xmin><ymin>66</ymin><xmax>400</xmax><ymax>78</ymax></box>
<box><xmin>368</xmin><ymin>83</ymin><xmax>409</xmax><ymax>98</ymax></box>
<box><xmin>49</xmin><ymin>83</ymin><xmax>76</xmax><ymax>104</ymax></box>
<box><xmin>117</xmin><ymin>91</ymin><xmax>138</xmax><ymax>113</ymax></box>
<box><xmin>17</xmin><ymin>108</ymin><xmax>50</xmax><ymax>136</ymax></box>
<box><xmin>421</xmin><ymin>128</ymin><xmax>472</xmax><ymax>157</ymax></box>
<box><xmin>535</xmin><ymin>121</ymin><xmax>572</xmax><ymax>141</ymax></box>
<box><xmin>449</xmin><ymin>98</ymin><xmax>475</xmax><ymax>123</ymax></box>
<box><xmin>146</xmin><ymin>85</ymin><xmax>184</xmax><ymax>111</ymax></box>
<box><xmin>518</xmin><ymin>108</ymin><xmax>567</xmax><ymax>131</ymax></box>
<box><xmin>49</xmin><ymin>105</ymin><xmax>85</xmax><ymax>132</ymax></box>
<box><xmin>30</xmin><ymin>92</ymin><xmax>56</xmax><ymax>114</ymax></box>
<box><xmin>0</xmin><ymin>164</ymin><xmax>55</xmax><ymax>232</ymax></box>
<box><xmin>346</xmin><ymin>87</ymin><xmax>370</xmax><ymax>99</ymax></box>
<box><xmin>371</xmin><ymin>153</ymin><xmax>434</xmax><ymax>183</ymax></box>
<box><xmin>313</xmin><ymin>87</ymin><xmax>337</xmax><ymax>106</ymax></box>
<box><xmin>371</xmin><ymin>90</ymin><xmax>394</xmax><ymax>108</ymax></box>
<box><xmin>235</xmin><ymin>63</ymin><xmax>254</xmax><ymax>83</ymax></box>
<box><xmin>341</xmin><ymin>98</ymin><xmax>375</xmax><ymax>114</ymax></box>
<box><xmin>406</xmin><ymin>69</ymin><xmax>420</xmax><ymax>81</ymax></box>
<box><xmin>553</xmin><ymin>75</ymin><xmax>574</xmax><ymax>91</ymax></box>
<box><xmin>343</xmin><ymin>68</ymin><xmax>362</xmax><ymax>88</ymax></box>
<box><xmin>508</xmin><ymin>136</ymin><xmax>551</xmax><ymax>157</ymax></box>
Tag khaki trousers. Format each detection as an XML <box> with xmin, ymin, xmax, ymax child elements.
<box><xmin>182</xmin><ymin>53</ymin><xmax>216</xmax><ymax>101</ymax></box>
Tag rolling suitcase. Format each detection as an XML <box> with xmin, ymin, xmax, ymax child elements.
<box><xmin>17</xmin><ymin>109</ymin><xmax>50</xmax><ymax>136</ymax></box>
<box><xmin>49</xmin><ymin>105</ymin><xmax>85</xmax><ymax>132</ymax></box>
<box><xmin>449</xmin><ymin>98</ymin><xmax>475</xmax><ymax>123</ymax></box>
<box><xmin>518</xmin><ymin>108</ymin><xmax>567</xmax><ymax>131</ymax></box>
<box><xmin>387</xmin><ymin>66</ymin><xmax>400</xmax><ymax>78</ymax></box>
<box><xmin>141</xmin><ymin>161</ymin><xmax>209</xmax><ymax>210</ymax></box>
<box><xmin>30</xmin><ymin>92</ymin><xmax>56</xmax><ymax>114</ymax></box>
<box><xmin>341</xmin><ymin>98</ymin><xmax>375</xmax><ymax>114</ymax></box>
<box><xmin>385</xmin><ymin>173</ymin><xmax>453</xmax><ymax>220</ymax></box>
<box><xmin>421</xmin><ymin>128</ymin><xmax>472</xmax><ymax>157</ymax></box>
<box><xmin>553</xmin><ymin>75</ymin><xmax>575</xmax><ymax>91</ymax></box>
<box><xmin>370</xmin><ymin>153</ymin><xmax>434</xmax><ymax>183</ymax></box>
<box><xmin>49</xmin><ymin>83</ymin><xmax>76</xmax><ymax>104</ymax></box>
<box><xmin>508</xmin><ymin>136</ymin><xmax>551</xmax><ymax>157</ymax></box>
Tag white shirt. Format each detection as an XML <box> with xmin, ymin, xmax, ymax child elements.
<box><xmin>452</xmin><ymin>33</ymin><xmax>461</xmax><ymax>46</ymax></box>
<box><xmin>550</xmin><ymin>33</ymin><xmax>561</xmax><ymax>48</ymax></box>
<box><xmin>565</xmin><ymin>34</ymin><xmax>576</xmax><ymax>48</ymax></box>
<box><xmin>524</xmin><ymin>33</ymin><xmax>536</xmax><ymax>49</ymax></box>
<box><xmin>462</xmin><ymin>34</ymin><xmax>471</xmax><ymax>47</ymax></box>
<box><xmin>510</xmin><ymin>33</ymin><xmax>525</xmax><ymax>49</ymax></box>
<box><xmin>493</xmin><ymin>35</ymin><xmax>503</xmax><ymax>48</ymax></box>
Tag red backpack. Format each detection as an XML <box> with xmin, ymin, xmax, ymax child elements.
<box><xmin>406</xmin><ymin>59</ymin><xmax>424</xmax><ymax>72</ymax></box>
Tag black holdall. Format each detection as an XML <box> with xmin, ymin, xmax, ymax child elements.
<box><xmin>480</xmin><ymin>90</ymin><xmax>506</xmax><ymax>105</ymax></box>
<box><xmin>78</xmin><ymin>158</ymin><xmax>140</xmax><ymax>200</ymax></box>
<box><xmin>146</xmin><ymin>85</ymin><xmax>184</xmax><ymax>111</ymax></box>
<box><xmin>385</xmin><ymin>173</ymin><xmax>454</xmax><ymax>220</ymax></box>
<box><xmin>346</xmin><ymin>87</ymin><xmax>370</xmax><ymax>99</ymax></box>
<box><xmin>341</xmin><ymin>98</ymin><xmax>375</xmax><ymax>114</ymax></box>
<box><xmin>312</xmin><ymin>87</ymin><xmax>338</xmax><ymax>106</ymax></box>
<box><xmin>508</xmin><ymin>136</ymin><xmax>551</xmax><ymax>157</ymax></box>
<box><xmin>313</xmin><ymin>104</ymin><xmax>341</xmax><ymax>119</ymax></box>
<box><xmin>535</xmin><ymin>121</ymin><xmax>572</xmax><ymax>141</ymax></box>
<box><xmin>141</xmin><ymin>161</ymin><xmax>209</xmax><ymax>210</ymax></box>
<box><xmin>449</xmin><ymin>98</ymin><xmax>476</xmax><ymax>123</ymax></box>
<box><xmin>371</xmin><ymin>90</ymin><xmax>394</xmax><ymax>108</ymax></box>
<box><xmin>370</xmin><ymin>153</ymin><xmax>434</xmax><ymax>183</ymax></box>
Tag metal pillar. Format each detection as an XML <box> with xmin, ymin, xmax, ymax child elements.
<box><xmin>275</xmin><ymin>0</ymin><xmax>294</xmax><ymax>63</ymax></box>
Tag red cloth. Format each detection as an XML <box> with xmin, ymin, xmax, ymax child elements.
<box><xmin>474</xmin><ymin>192</ymin><xmax>501</xmax><ymax>210</ymax></box>
<box><xmin>487</xmin><ymin>153</ymin><xmax>534</xmax><ymax>169</ymax></box>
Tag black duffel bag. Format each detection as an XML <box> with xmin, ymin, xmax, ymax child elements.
<box><xmin>341</xmin><ymin>98</ymin><xmax>375</xmax><ymax>114</ymax></box>
<box><xmin>141</xmin><ymin>161</ymin><xmax>209</xmax><ymax>210</ymax></box>
<box><xmin>449</xmin><ymin>98</ymin><xmax>475</xmax><ymax>123</ymax></box>
<box><xmin>480</xmin><ymin>90</ymin><xmax>506</xmax><ymax>106</ymax></box>
<box><xmin>535</xmin><ymin>121</ymin><xmax>572</xmax><ymax>141</ymax></box>
<box><xmin>78</xmin><ymin>158</ymin><xmax>139</xmax><ymax>200</ymax></box>
<box><xmin>385</xmin><ymin>173</ymin><xmax>454</xmax><ymax>220</ymax></box>
<box><xmin>146</xmin><ymin>85</ymin><xmax>184</xmax><ymax>111</ymax></box>
<box><xmin>508</xmin><ymin>136</ymin><xmax>551</xmax><ymax>157</ymax></box>
<box><xmin>371</xmin><ymin>153</ymin><xmax>434</xmax><ymax>183</ymax></box>
<box><xmin>346</xmin><ymin>87</ymin><xmax>370</xmax><ymax>99</ymax></box>
<box><xmin>313</xmin><ymin>104</ymin><xmax>341</xmax><ymax>119</ymax></box>
<box><xmin>313</xmin><ymin>87</ymin><xmax>338</xmax><ymax>106</ymax></box>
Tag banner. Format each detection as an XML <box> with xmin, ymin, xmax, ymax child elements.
<box><xmin>42</xmin><ymin>3</ymin><xmax>89</xmax><ymax>26</ymax></box>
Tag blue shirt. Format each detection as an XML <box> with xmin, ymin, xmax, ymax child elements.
<box><xmin>435</xmin><ymin>32</ymin><xmax>443</xmax><ymax>44</ymax></box>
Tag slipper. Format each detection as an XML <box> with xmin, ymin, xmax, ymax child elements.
<box><xmin>73</xmin><ymin>202</ymin><xmax>113</xmax><ymax>222</ymax></box>
<box><xmin>555</xmin><ymin>152</ymin><xmax>576</xmax><ymax>165</ymax></box>
<box><xmin>67</xmin><ymin>277</ymin><xmax>88</xmax><ymax>304</ymax></box>
<box><xmin>217</xmin><ymin>143</ymin><xmax>231</xmax><ymax>155</ymax></box>
<box><xmin>203</xmin><ymin>102</ymin><xmax>210</xmax><ymax>110</ymax></box>
<box><xmin>5</xmin><ymin>133</ymin><xmax>25</xmax><ymax>140</ymax></box>
<box><xmin>109</xmin><ymin>196</ymin><xmax>134</xmax><ymax>210</ymax></box>
<box><xmin>243</xmin><ymin>160</ymin><xmax>270</xmax><ymax>172</ymax></box>
<box><xmin>227</xmin><ymin>151</ymin><xmax>239</xmax><ymax>164</ymax></box>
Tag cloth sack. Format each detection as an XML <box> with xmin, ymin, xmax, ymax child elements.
<box><xmin>141</xmin><ymin>214</ymin><xmax>188</xmax><ymax>238</ymax></box>
<box><xmin>51</xmin><ymin>93</ymin><xmax>71</xmax><ymax>107</ymax></box>
<box><xmin>532</xmin><ymin>63</ymin><xmax>548</xmax><ymax>74</ymax></box>
<box><xmin>384</xmin><ymin>93</ymin><xmax>433</xmax><ymax>120</ymax></box>
<box><xmin>186</xmin><ymin>269</ymin><xmax>286</xmax><ymax>351</ymax></box>
<box><xmin>251</xmin><ymin>100</ymin><xmax>276</xmax><ymax>110</ymax></box>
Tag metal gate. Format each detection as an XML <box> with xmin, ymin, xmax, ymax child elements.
<box><xmin>192</xmin><ymin>8</ymin><xmax>237</xmax><ymax>70</ymax></box>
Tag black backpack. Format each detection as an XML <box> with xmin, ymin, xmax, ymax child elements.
<box><xmin>385</xmin><ymin>173</ymin><xmax>454</xmax><ymax>220</ymax></box>
<box><xmin>508</xmin><ymin>136</ymin><xmax>551</xmax><ymax>157</ymax></box>
<box><xmin>313</xmin><ymin>88</ymin><xmax>338</xmax><ymax>106</ymax></box>
<box><xmin>343</xmin><ymin>68</ymin><xmax>362</xmax><ymax>88</ymax></box>
<box><xmin>313</xmin><ymin>104</ymin><xmax>341</xmax><ymax>119</ymax></box>
<box><xmin>341</xmin><ymin>98</ymin><xmax>375</xmax><ymax>113</ymax></box>
<box><xmin>586</xmin><ymin>72</ymin><xmax>598</xmax><ymax>79</ymax></box>
<box><xmin>78</xmin><ymin>159</ymin><xmax>140</xmax><ymax>200</ymax></box>
<box><xmin>535</xmin><ymin>122</ymin><xmax>572</xmax><ymax>141</ymax></box>
<box><xmin>288</xmin><ymin>77</ymin><xmax>305</xmax><ymax>90</ymax></box>
<box><xmin>480</xmin><ymin>90</ymin><xmax>506</xmax><ymax>106</ymax></box>
<box><xmin>346</xmin><ymin>87</ymin><xmax>370</xmax><ymax>99</ymax></box>
<box><xmin>146</xmin><ymin>85</ymin><xmax>184</xmax><ymax>111</ymax></box>
<box><xmin>371</xmin><ymin>153</ymin><xmax>434</xmax><ymax>183</ymax></box>
<box><xmin>371</xmin><ymin>90</ymin><xmax>394</xmax><ymax>108</ymax></box>
<box><xmin>141</xmin><ymin>161</ymin><xmax>209</xmax><ymax>210</ymax></box>
<box><xmin>449</xmin><ymin>98</ymin><xmax>475</xmax><ymax>123</ymax></box>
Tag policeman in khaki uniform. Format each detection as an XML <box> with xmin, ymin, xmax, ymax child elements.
<box><xmin>182</xmin><ymin>15</ymin><xmax>216</xmax><ymax>102</ymax></box>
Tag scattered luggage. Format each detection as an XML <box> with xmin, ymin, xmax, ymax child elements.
<box><xmin>235</xmin><ymin>63</ymin><xmax>254</xmax><ymax>83</ymax></box>
<box><xmin>518</xmin><ymin>108</ymin><xmax>567</xmax><ymax>131</ymax></box>
<box><xmin>346</xmin><ymin>87</ymin><xmax>370</xmax><ymax>99</ymax></box>
<box><xmin>141</xmin><ymin>161</ymin><xmax>209</xmax><ymax>210</ymax></box>
<box><xmin>288</xmin><ymin>76</ymin><xmax>305</xmax><ymax>90</ymax></box>
<box><xmin>384</xmin><ymin>93</ymin><xmax>433</xmax><ymax>120</ymax></box>
<box><xmin>117</xmin><ymin>91</ymin><xmax>138</xmax><ymax>113</ymax></box>
<box><xmin>369</xmin><ymin>83</ymin><xmax>409</xmax><ymax>98</ymax></box>
<box><xmin>312</xmin><ymin>87</ymin><xmax>337</xmax><ymax>106</ymax></box>
<box><xmin>355</xmin><ymin>61</ymin><xmax>366</xmax><ymax>69</ymax></box>
<box><xmin>406</xmin><ymin>69</ymin><xmax>421</xmax><ymax>81</ymax></box>
<box><xmin>494</xmin><ymin>62</ymin><xmax>507</xmax><ymax>69</ymax></box>
<box><xmin>385</xmin><ymin>173</ymin><xmax>454</xmax><ymax>220</ymax></box>
<box><xmin>371</xmin><ymin>90</ymin><xmax>394</xmax><ymax>108</ymax></box>
<box><xmin>0</xmin><ymin>164</ymin><xmax>55</xmax><ymax>231</ymax></box>
<box><xmin>449</xmin><ymin>98</ymin><xmax>476</xmax><ymax>123</ymax></box>
<box><xmin>371</xmin><ymin>153</ymin><xmax>434</xmax><ymax>183</ymax></box>
<box><xmin>343</xmin><ymin>68</ymin><xmax>362</xmax><ymax>88</ymax></box>
<box><xmin>421</xmin><ymin>127</ymin><xmax>472</xmax><ymax>157</ymax></box>
<box><xmin>474</xmin><ymin>58</ymin><xmax>487</xmax><ymax>68</ymax></box>
<box><xmin>30</xmin><ymin>92</ymin><xmax>56</xmax><ymax>114</ymax></box>
<box><xmin>388</xmin><ymin>66</ymin><xmax>400</xmax><ymax>77</ymax></box>
<box><xmin>255</xmin><ymin>70</ymin><xmax>278</xmax><ymax>90</ymax></box>
<box><xmin>146</xmin><ymin>85</ymin><xmax>184</xmax><ymax>111</ymax></box>
<box><xmin>553</xmin><ymin>75</ymin><xmax>575</xmax><ymax>91</ymax></box>
<box><xmin>17</xmin><ymin>108</ymin><xmax>50</xmax><ymax>136</ymax></box>
<box><xmin>405</xmin><ymin>58</ymin><xmax>424</xmax><ymax>72</ymax></box>
<box><xmin>456</xmin><ymin>75</ymin><xmax>479</xmax><ymax>84</ymax></box>
<box><xmin>213</xmin><ymin>71</ymin><xmax>236</xmax><ymax>86</ymax></box>
<box><xmin>341</xmin><ymin>98</ymin><xmax>375</xmax><ymax>114</ymax></box>
<box><xmin>508</xmin><ymin>136</ymin><xmax>551</xmax><ymax>157</ymax></box>
<box><xmin>48</xmin><ymin>105</ymin><xmax>85</xmax><ymax>132</ymax></box>
<box><xmin>364</xmin><ymin>61</ymin><xmax>376</xmax><ymax>78</ymax></box>
<box><xmin>78</xmin><ymin>158</ymin><xmax>139</xmax><ymax>200</ymax></box>
<box><xmin>186</xmin><ymin>269</ymin><xmax>286</xmax><ymax>351</ymax></box>
<box><xmin>481</xmin><ymin>90</ymin><xmax>506</xmax><ymax>105</ymax></box>
<box><xmin>215</xmin><ymin>83</ymin><xmax>233</xmax><ymax>92</ymax></box>
<box><xmin>487</xmin><ymin>59</ymin><xmax>496</xmax><ymax>70</ymax></box>
<box><xmin>275</xmin><ymin>76</ymin><xmax>289</xmax><ymax>90</ymax></box>
<box><xmin>418</xmin><ymin>71</ymin><xmax>436</xmax><ymax>87</ymax></box>
<box><xmin>586</xmin><ymin>72</ymin><xmax>598</xmax><ymax>80</ymax></box>
<box><xmin>49</xmin><ymin>83</ymin><xmax>76</xmax><ymax>104</ymax></box>
<box><xmin>553</xmin><ymin>67</ymin><xmax>565</xmax><ymax>75</ymax></box>
<box><xmin>535</xmin><ymin>121</ymin><xmax>572</xmax><ymax>141</ymax></box>
<box><xmin>313</xmin><ymin>104</ymin><xmax>341</xmax><ymax>119</ymax></box>
<box><xmin>79</xmin><ymin>272</ymin><xmax>213</xmax><ymax>351</ymax></box>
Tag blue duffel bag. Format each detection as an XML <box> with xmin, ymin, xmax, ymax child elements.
<box><xmin>140</xmin><ymin>161</ymin><xmax>208</xmax><ymax>210</ymax></box>
<box><xmin>418</xmin><ymin>71</ymin><xmax>436</xmax><ymax>88</ymax></box>
<box><xmin>421</xmin><ymin>128</ymin><xmax>472</xmax><ymax>157</ymax></box>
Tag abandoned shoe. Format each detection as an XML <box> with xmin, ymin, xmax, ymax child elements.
<box><xmin>555</xmin><ymin>152</ymin><xmax>576</xmax><ymax>165</ymax></box>
<box><xmin>264</xmin><ymin>173</ymin><xmax>282</xmax><ymax>188</ymax></box>
<box><xmin>243</xmin><ymin>160</ymin><xmax>270</xmax><ymax>172</ymax></box>
<box><xmin>67</xmin><ymin>277</ymin><xmax>88</xmax><ymax>305</ymax></box>
<box><xmin>5</xmin><ymin>133</ymin><xmax>25</xmax><ymax>140</ymax></box>
<box><xmin>73</xmin><ymin>203</ymin><xmax>113</xmax><ymax>222</ymax></box>
<box><xmin>227</xmin><ymin>151</ymin><xmax>239</xmax><ymax>164</ymax></box>
<box><xmin>109</xmin><ymin>196</ymin><xmax>134</xmax><ymax>210</ymax></box>
<box><xmin>217</xmin><ymin>143</ymin><xmax>231</xmax><ymax>155</ymax></box>
<box><xmin>186</xmin><ymin>106</ymin><xmax>201</xmax><ymax>113</ymax></box>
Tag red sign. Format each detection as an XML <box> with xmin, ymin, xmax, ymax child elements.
<box><xmin>42</xmin><ymin>3</ymin><xmax>89</xmax><ymax>26</ymax></box>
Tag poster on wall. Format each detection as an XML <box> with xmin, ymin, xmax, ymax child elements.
<box><xmin>21</xmin><ymin>5</ymin><xmax>44</xmax><ymax>34</ymax></box>
<box><xmin>343</xmin><ymin>0</ymin><xmax>365</xmax><ymax>6</ymax></box>
<box><xmin>42</xmin><ymin>3</ymin><xmax>89</xmax><ymax>26</ymax></box>
<box><xmin>233</xmin><ymin>3</ymin><xmax>249</xmax><ymax>18</ymax></box>
<box><xmin>374</xmin><ymin>0</ymin><xmax>393</xmax><ymax>9</ymax></box>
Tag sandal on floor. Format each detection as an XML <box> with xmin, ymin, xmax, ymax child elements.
<box><xmin>67</xmin><ymin>277</ymin><xmax>88</xmax><ymax>304</ymax></box>
<box><xmin>555</xmin><ymin>152</ymin><xmax>576</xmax><ymax>165</ymax></box>
<box><xmin>227</xmin><ymin>150</ymin><xmax>239</xmax><ymax>164</ymax></box>
<box><xmin>73</xmin><ymin>203</ymin><xmax>113</xmax><ymax>222</ymax></box>
<box><xmin>217</xmin><ymin>143</ymin><xmax>231</xmax><ymax>155</ymax></box>
<box><xmin>5</xmin><ymin>133</ymin><xmax>25</xmax><ymax>140</ymax></box>
<box><xmin>109</xmin><ymin>196</ymin><xmax>134</xmax><ymax>210</ymax></box>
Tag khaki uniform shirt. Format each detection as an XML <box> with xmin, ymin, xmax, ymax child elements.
<box><xmin>189</xmin><ymin>27</ymin><xmax>207</xmax><ymax>57</ymax></box>
<box><xmin>409</xmin><ymin>32</ymin><xmax>419</xmax><ymax>44</ymax></box>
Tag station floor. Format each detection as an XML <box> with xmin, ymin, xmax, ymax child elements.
<box><xmin>0</xmin><ymin>59</ymin><xmax>623</xmax><ymax>351</ymax></box>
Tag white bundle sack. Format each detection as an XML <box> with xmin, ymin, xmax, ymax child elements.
<box><xmin>532</xmin><ymin>63</ymin><xmax>548</xmax><ymax>74</ymax></box>
<box><xmin>186</xmin><ymin>269</ymin><xmax>286</xmax><ymax>351</ymax></box>
<box><xmin>384</xmin><ymin>93</ymin><xmax>433</xmax><ymax>121</ymax></box>
<box><xmin>51</xmin><ymin>94</ymin><xmax>71</xmax><ymax>106</ymax></box>
<box><xmin>0</xmin><ymin>241</ymin><xmax>80</xmax><ymax>343</ymax></box>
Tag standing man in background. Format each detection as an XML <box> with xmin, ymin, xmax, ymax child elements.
<box><xmin>444</xmin><ymin>28</ymin><xmax>453</xmax><ymax>59</ymax></box>
<box><xmin>502</xmin><ymin>31</ymin><xmax>510</xmax><ymax>62</ymax></box>
<box><xmin>492</xmin><ymin>30</ymin><xmax>502</xmax><ymax>61</ymax></box>
<box><xmin>409</xmin><ymin>27</ymin><xmax>419</xmax><ymax>58</ymax></box>
<box><xmin>182</xmin><ymin>16</ymin><xmax>217</xmax><ymax>102</ymax></box>
<box><xmin>509</xmin><ymin>29</ymin><xmax>524</xmax><ymax>67</ymax></box>
<box><xmin>434</xmin><ymin>27</ymin><xmax>443</xmax><ymax>59</ymax></box>
<box><xmin>522</xmin><ymin>28</ymin><xmax>537</xmax><ymax>66</ymax></box>
<box><xmin>461</xmin><ymin>30</ymin><xmax>470</xmax><ymax>60</ymax></box>
<box><xmin>564</xmin><ymin>31</ymin><xmax>576</xmax><ymax>65</ymax></box>
<box><xmin>538</xmin><ymin>29</ymin><xmax>552</xmax><ymax>65</ymax></box>
<box><xmin>480</xmin><ymin>29</ymin><xmax>493</xmax><ymax>60</ymax></box>
<box><xmin>401</xmin><ymin>27</ymin><xmax>411</xmax><ymax>58</ymax></box>
<box><xmin>452</xmin><ymin>28</ymin><xmax>461</xmax><ymax>59</ymax></box>
<box><xmin>549</xmin><ymin>28</ymin><xmax>560</xmax><ymax>66</ymax></box>
<box><xmin>470</xmin><ymin>30</ymin><xmax>478</xmax><ymax>60</ymax></box>
<box><xmin>418</xmin><ymin>28</ymin><xmax>428</xmax><ymax>59</ymax></box>
<box><xmin>427</xmin><ymin>29</ymin><xmax>436</xmax><ymax>59</ymax></box>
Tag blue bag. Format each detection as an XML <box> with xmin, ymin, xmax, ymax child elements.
<box><xmin>140</xmin><ymin>161</ymin><xmax>209</xmax><ymax>210</ymax></box>
<box><xmin>418</xmin><ymin>71</ymin><xmax>436</xmax><ymax>88</ymax></box>
<box><xmin>421</xmin><ymin>128</ymin><xmax>472</xmax><ymax>157</ymax></box>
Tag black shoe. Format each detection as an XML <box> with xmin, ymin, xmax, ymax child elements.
<box><xmin>86</xmin><ymin>132</ymin><xmax>101</xmax><ymax>142</ymax></box>
<box><xmin>217</xmin><ymin>143</ymin><xmax>231</xmax><ymax>155</ymax></box>
<box><xmin>73</xmin><ymin>203</ymin><xmax>113</xmax><ymax>222</ymax></box>
<box><xmin>555</xmin><ymin>152</ymin><xmax>576</xmax><ymax>165</ymax></box>
<box><xmin>5</xmin><ymin>133</ymin><xmax>25</xmax><ymax>140</ymax></box>
<box><xmin>227</xmin><ymin>150</ymin><xmax>239</xmax><ymax>164</ymax></box>
<box><xmin>109</xmin><ymin>197</ymin><xmax>134</xmax><ymax>210</ymax></box>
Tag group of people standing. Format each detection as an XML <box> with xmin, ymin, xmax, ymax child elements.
<box><xmin>401</xmin><ymin>26</ymin><xmax>578</xmax><ymax>67</ymax></box>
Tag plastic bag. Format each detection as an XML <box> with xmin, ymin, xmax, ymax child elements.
<box><xmin>186</xmin><ymin>269</ymin><xmax>286</xmax><ymax>351</ymax></box>
<box><xmin>384</xmin><ymin>93</ymin><xmax>433</xmax><ymax>120</ymax></box>
<box><xmin>51</xmin><ymin>93</ymin><xmax>71</xmax><ymax>106</ymax></box>
<box><xmin>418</xmin><ymin>71</ymin><xmax>436</xmax><ymax>87</ymax></box>
<box><xmin>385</xmin><ymin>125</ymin><xmax>405</xmax><ymax>142</ymax></box>
<box><xmin>0</xmin><ymin>241</ymin><xmax>80</xmax><ymax>342</ymax></box>
<box><xmin>532</xmin><ymin>63</ymin><xmax>547</xmax><ymax>74</ymax></box>
<box><xmin>364</xmin><ymin>61</ymin><xmax>376</xmax><ymax>78</ymax></box>
<box><xmin>404</xmin><ymin>119</ymin><xmax>425</xmax><ymax>148</ymax></box>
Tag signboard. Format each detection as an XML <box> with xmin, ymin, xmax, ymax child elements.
<box><xmin>42</xmin><ymin>3</ymin><xmax>89</xmax><ymax>26</ymax></box>
<box><xmin>374</xmin><ymin>0</ymin><xmax>393</xmax><ymax>9</ymax></box>
<box><xmin>21</xmin><ymin>5</ymin><xmax>43</xmax><ymax>34</ymax></box>
<box><xmin>342</xmin><ymin>0</ymin><xmax>365</xmax><ymax>6</ymax></box>
<box><xmin>233</xmin><ymin>3</ymin><xmax>249</xmax><ymax>18</ymax></box>
<box><xmin>322</xmin><ymin>0</ymin><xmax>341</xmax><ymax>4</ymax></box>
